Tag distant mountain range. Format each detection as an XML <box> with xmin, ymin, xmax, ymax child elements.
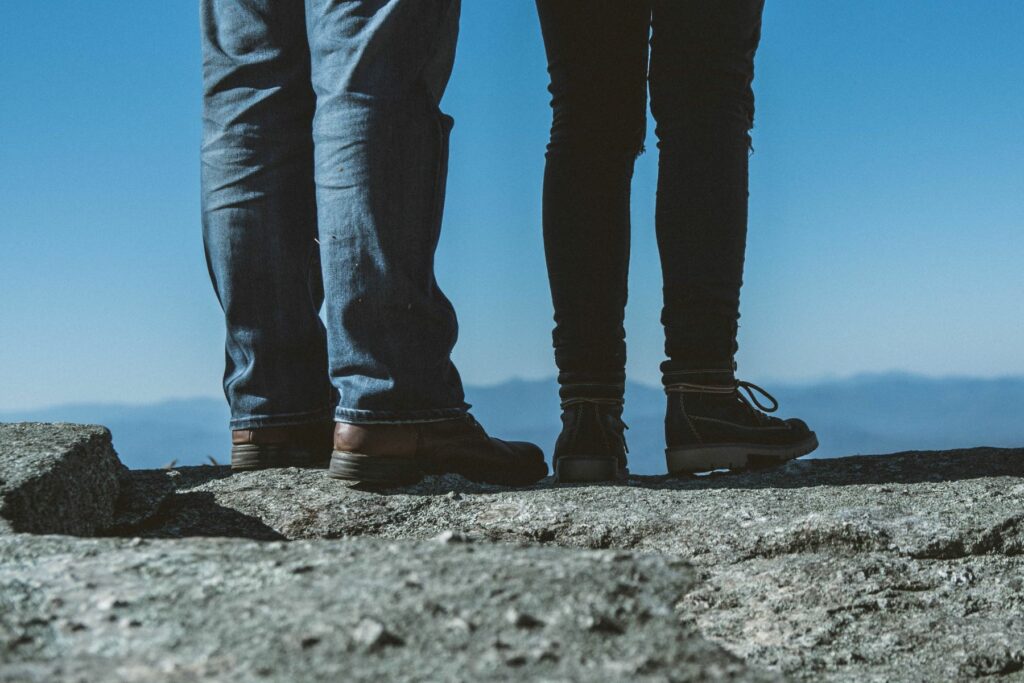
<box><xmin>3</xmin><ymin>374</ymin><xmax>1022</xmax><ymax>473</ymax></box>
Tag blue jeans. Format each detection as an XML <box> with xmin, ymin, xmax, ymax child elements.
<box><xmin>536</xmin><ymin>0</ymin><xmax>764</xmax><ymax>400</ymax></box>
<box><xmin>201</xmin><ymin>0</ymin><xmax>467</xmax><ymax>429</ymax></box>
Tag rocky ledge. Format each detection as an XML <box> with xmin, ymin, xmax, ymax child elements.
<box><xmin>1</xmin><ymin>423</ymin><xmax>1023</xmax><ymax>681</ymax></box>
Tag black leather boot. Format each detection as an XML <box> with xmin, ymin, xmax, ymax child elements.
<box><xmin>664</xmin><ymin>369</ymin><xmax>817</xmax><ymax>474</ymax></box>
<box><xmin>553</xmin><ymin>398</ymin><xmax>629</xmax><ymax>483</ymax></box>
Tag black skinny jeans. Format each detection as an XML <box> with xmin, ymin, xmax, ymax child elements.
<box><xmin>536</xmin><ymin>0</ymin><xmax>764</xmax><ymax>400</ymax></box>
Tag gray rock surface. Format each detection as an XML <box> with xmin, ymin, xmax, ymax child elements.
<box><xmin>2</xmin><ymin>425</ymin><xmax>1023</xmax><ymax>681</ymax></box>
<box><xmin>0</xmin><ymin>423</ymin><xmax>122</xmax><ymax>535</ymax></box>
<box><xmin>0</xmin><ymin>535</ymin><xmax>766</xmax><ymax>682</ymax></box>
<box><xmin>113</xmin><ymin>447</ymin><xmax>1024</xmax><ymax>681</ymax></box>
<box><xmin>107</xmin><ymin>469</ymin><xmax>176</xmax><ymax>534</ymax></box>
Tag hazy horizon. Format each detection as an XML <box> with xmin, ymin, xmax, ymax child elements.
<box><xmin>2</xmin><ymin>368</ymin><xmax>1023</xmax><ymax>417</ymax></box>
<box><xmin>5</xmin><ymin>373</ymin><xmax>1021</xmax><ymax>473</ymax></box>
<box><xmin>4</xmin><ymin>369</ymin><xmax>1022</xmax><ymax>414</ymax></box>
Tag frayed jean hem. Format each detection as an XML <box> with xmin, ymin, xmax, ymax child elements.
<box><xmin>334</xmin><ymin>405</ymin><xmax>468</xmax><ymax>425</ymax></box>
<box><xmin>228</xmin><ymin>407</ymin><xmax>335</xmax><ymax>431</ymax></box>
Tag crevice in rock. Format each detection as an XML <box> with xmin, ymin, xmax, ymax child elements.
<box><xmin>968</xmin><ymin>514</ymin><xmax>1024</xmax><ymax>557</ymax></box>
<box><xmin>745</xmin><ymin>521</ymin><xmax>894</xmax><ymax>560</ymax></box>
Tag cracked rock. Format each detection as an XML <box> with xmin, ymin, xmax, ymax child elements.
<box><xmin>0</xmin><ymin>423</ymin><xmax>122</xmax><ymax>535</ymax></box>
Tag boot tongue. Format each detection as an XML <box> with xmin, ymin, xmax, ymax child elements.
<box><xmin>686</xmin><ymin>384</ymin><xmax>768</xmax><ymax>426</ymax></box>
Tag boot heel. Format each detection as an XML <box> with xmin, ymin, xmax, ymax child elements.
<box><xmin>665</xmin><ymin>445</ymin><xmax>750</xmax><ymax>475</ymax></box>
<box><xmin>231</xmin><ymin>443</ymin><xmax>283</xmax><ymax>470</ymax></box>
<box><xmin>555</xmin><ymin>456</ymin><xmax>622</xmax><ymax>483</ymax></box>
<box><xmin>328</xmin><ymin>451</ymin><xmax>424</xmax><ymax>486</ymax></box>
<box><xmin>232</xmin><ymin>444</ymin><xmax>329</xmax><ymax>470</ymax></box>
<box><xmin>666</xmin><ymin>434</ymin><xmax>818</xmax><ymax>475</ymax></box>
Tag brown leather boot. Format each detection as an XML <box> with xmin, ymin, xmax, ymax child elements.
<box><xmin>328</xmin><ymin>415</ymin><xmax>547</xmax><ymax>487</ymax></box>
<box><xmin>231</xmin><ymin>422</ymin><xmax>334</xmax><ymax>471</ymax></box>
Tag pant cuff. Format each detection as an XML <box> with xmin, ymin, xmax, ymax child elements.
<box><xmin>558</xmin><ymin>382</ymin><xmax>625</xmax><ymax>401</ymax></box>
<box><xmin>334</xmin><ymin>405</ymin><xmax>468</xmax><ymax>425</ymax></box>
<box><xmin>229</xmin><ymin>407</ymin><xmax>335</xmax><ymax>431</ymax></box>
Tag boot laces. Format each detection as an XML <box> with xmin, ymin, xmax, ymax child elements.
<box><xmin>665</xmin><ymin>380</ymin><xmax>780</xmax><ymax>425</ymax></box>
<box><xmin>560</xmin><ymin>397</ymin><xmax>630</xmax><ymax>453</ymax></box>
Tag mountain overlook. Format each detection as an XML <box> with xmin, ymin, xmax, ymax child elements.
<box><xmin>3</xmin><ymin>374</ymin><xmax>1022</xmax><ymax>472</ymax></box>
<box><xmin>3</xmin><ymin>423</ymin><xmax>1023</xmax><ymax>680</ymax></box>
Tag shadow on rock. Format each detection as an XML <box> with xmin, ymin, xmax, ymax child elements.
<box><xmin>631</xmin><ymin>447</ymin><xmax>1024</xmax><ymax>491</ymax></box>
<box><xmin>340</xmin><ymin>447</ymin><xmax>1024</xmax><ymax>496</ymax></box>
<box><xmin>122</xmin><ymin>491</ymin><xmax>286</xmax><ymax>540</ymax></box>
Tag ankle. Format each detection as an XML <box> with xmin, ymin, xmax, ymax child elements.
<box><xmin>663</xmin><ymin>365</ymin><xmax>737</xmax><ymax>389</ymax></box>
<box><xmin>555</xmin><ymin>399</ymin><xmax>628</xmax><ymax>459</ymax></box>
<box><xmin>558</xmin><ymin>382</ymin><xmax>625</xmax><ymax>403</ymax></box>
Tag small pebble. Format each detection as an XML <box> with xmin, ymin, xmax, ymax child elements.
<box><xmin>352</xmin><ymin>618</ymin><xmax>404</xmax><ymax>649</ymax></box>
<box><xmin>434</xmin><ymin>530</ymin><xmax>472</xmax><ymax>544</ymax></box>
<box><xmin>505</xmin><ymin>608</ymin><xmax>544</xmax><ymax>629</ymax></box>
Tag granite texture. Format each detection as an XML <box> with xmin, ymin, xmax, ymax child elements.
<box><xmin>0</xmin><ymin>423</ymin><xmax>122</xmax><ymax>535</ymax></box>
<box><xmin>2</xmin><ymin>422</ymin><xmax>1023</xmax><ymax>681</ymax></box>
<box><xmin>0</xmin><ymin>535</ymin><xmax>767</xmax><ymax>682</ymax></box>
<box><xmin>110</xmin><ymin>447</ymin><xmax>1024</xmax><ymax>681</ymax></box>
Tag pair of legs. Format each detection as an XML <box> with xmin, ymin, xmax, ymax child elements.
<box><xmin>202</xmin><ymin>0</ymin><xmax>466</xmax><ymax>429</ymax></box>
<box><xmin>201</xmin><ymin>0</ymin><xmax>544</xmax><ymax>485</ymax></box>
<box><xmin>539</xmin><ymin>0</ymin><xmax>761</xmax><ymax>396</ymax></box>
<box><xmin>537</xmin><ymin>1</ymin><xmax>816</xmax><ymax>479</ymax></box>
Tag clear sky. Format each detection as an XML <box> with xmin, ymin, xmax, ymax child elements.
<box><xmin>1</xmin><ymin>1</ymin><xmax>1022</xmax><ymax>411</ymax></box>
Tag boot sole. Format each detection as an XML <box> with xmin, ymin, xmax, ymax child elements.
<box><xmin>231</xmin><ymin>444</ymin><xmax>330</xmax><ymax>471</ymax></box>
<box><xmin>665</xmin><ymin>433</ymin><xmax>818</xmax><ymax>475</ymax></box>
<box><xmin>554</xmin><ymin>456</ymin><xmax>625</xmax><ymax>483</ymax></box>
<box><xmin>327</xmin><ymin>451</ymin><xmax>424</xmax><ymax>487</ymax></box>
<box><xmin>329</xmin><ymin>451</ymin><xmax>550</xmax><ymax>488</ymax></box>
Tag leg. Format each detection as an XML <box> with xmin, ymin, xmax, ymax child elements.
<box><xmin>650</xmin><ymin>0</ymin><xmax>764</xmax><ymax>373</ymax></box>
<box><xmin>536</xmin><ymin>1</ymin><xmax>650</xmax><ymax>482</ymax></box>
<box><xmin>201</xmin><ymin>0</ymin><xmax>333</xmax><ymax>431</ymax></box>
<box><xmin>306</xmin><ymin>0</ymin><xmax>467</xmax><ymax>423</ymax></box>
<box><xmin>536</xmin><ymin>0</ymin><xmax>651</xmax><ymax>403</ymax></box>
<box><xmin>649</xmin><ymin>1</ymin><xmax>817</xmax><ymax>473</ymax></box>
<box><xmin>310</xmin><ymin>0</ymin><xmax>547</xmax><ymax>487</ymax></box>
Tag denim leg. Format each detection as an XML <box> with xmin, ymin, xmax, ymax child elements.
<box><xmin>650</xmin><ymin>0</ymin><xmax>765</xmax><ymax>376</ymax></box>
<box><xmin>535</xmin><ymin>0</ymin><xmax>651</xmax><ymax>402</ymax></box>
<box><xmin>305</xmin><ymin>0</ymin><xmax>468</xmax><ymax>423</ymax></box>
<box><xmin>201</xmin><ymin>0</ymin><xmax>334</xmax><ymax>430</ymax></box>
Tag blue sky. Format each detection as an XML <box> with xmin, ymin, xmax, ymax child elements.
<box><xmin>1</xmin><ymin>1</ymin><xmax>1022</xmax><ymax>412</ymax></box>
